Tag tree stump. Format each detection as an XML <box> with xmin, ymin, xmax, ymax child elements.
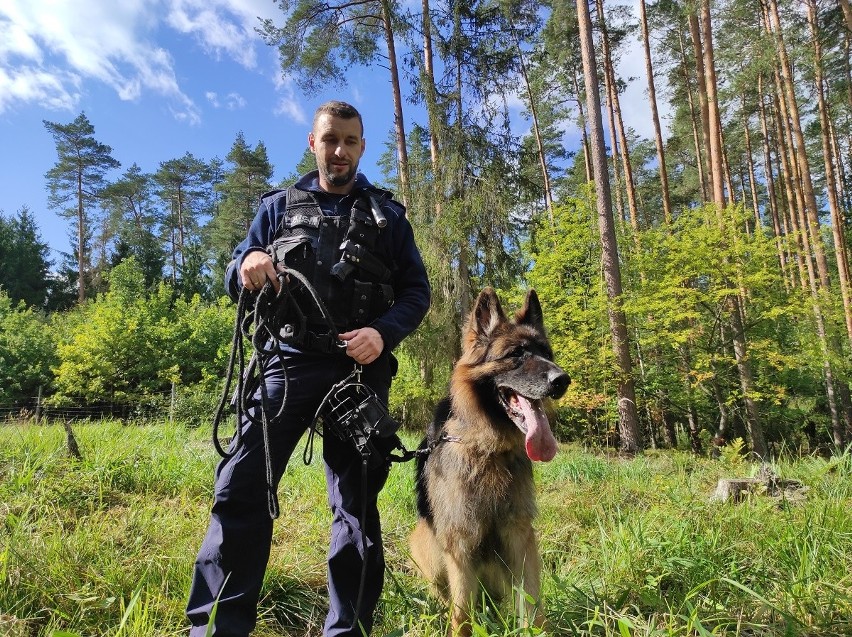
<box><xmin>713</xmin><ymin>465</ymin><xmax>808</xmax><ymax>503</ymax></box>
<box><xmin>713</xmin><ymin>478</ymin><xmax>763</xmax><ymax>502</ymax></box>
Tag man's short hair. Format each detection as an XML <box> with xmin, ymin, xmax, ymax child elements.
<box><xmin>313</xmin><ymin>101</ymin><xmax>364</xmax><ymax>137</ymax></box>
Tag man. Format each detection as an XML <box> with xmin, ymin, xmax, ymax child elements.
<box><xmin>187</xmin><ymin>101</ymin><xmax>430</xmax><ymax>636</ymax></box>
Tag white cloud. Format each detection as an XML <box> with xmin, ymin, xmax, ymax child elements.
<box><xmin>0</xmin><ymin>65</ymin><xmax>80</xmax><ymax>112</ymax></box>
<box><xmin>205</xmin><ymin>90</ymin><xmax>247</xmax><ymax>111</ymax></box>
<box><xmin>275</xmin><ymin>96</ymin><xmax>307</xmax><ymax>124</ymax></box>
<box><xmin>0</xmin><ymin>0</ymin><xmax>199</xmax><ymax>121</ymax></box>
<box><xmin>225</xmin><ymin>92</ymin><xmax>246</xmax><ymax>110</ymax></box>
<box><xmin>272</xmin><ymin>71</ymin><xmax>307</xmax><ymax>124</ymax></box>
<box><xmin>0</xmin><ymin>0</ymin><xmax>280</xmax><ymax>123</ymax></box>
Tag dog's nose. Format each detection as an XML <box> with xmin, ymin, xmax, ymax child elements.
<box><xmin>548</xmin><ymin>371</ymin><xmax>570</xmax><ymax>399</ymax></box>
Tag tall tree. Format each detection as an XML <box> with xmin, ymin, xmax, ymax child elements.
<box><xmin>259</xmin><ymin>0</ymin><xmax>411</xmax><ymax>205</ymax></box>
<box><xmin>577</xmin><ymin>0</ymin><xmax>642</xmax><ymax>454</ymax></box>
<box><xmin>639</xmin><ymin>0</ymin><xmax>673</xmax><ymax>225</ymax></box>
<box><xmin>596</xmin><ymin>0</ymin><xmax>640</xmax><ymax>233</ymax></box>
<box><xmin>208</xmin><ymin>132</ymin><xmax>274</xmax><ymax>262</ymax></box>
<box><xmin>153</xmin><ymin>153</ymin><xmax>211</xmax><ymax>286</ymax></box>
<box><xmin>43</xmin><ymin>112</ymin><xmax>120</xmax><ymax>304</ymax></box>
<box><xmin>700</xmin><ymin>0</ymin><xmax>768</xmax><ymax>458</ymax></box>
<box><xmin>808</xmin><ymin>0</ymin><xmax>852</xmax><ymax>344</ymax></box>
<box><xmin>0</xmin><ymin>207</ymin><xmax>52</xmax><ymax>308</ymax></box>
<box><xmin>102</xmin><ymin>164</ymin><xmax>165</xmax><ymax>287</ymax></box>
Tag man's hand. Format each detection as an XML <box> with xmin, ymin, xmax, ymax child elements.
<box><xmin>339</xmin><ymin>327</ymin><xmax>384</xmax><ymax>365</ymax></box>
<box><xmin>240</xmin><ymin>251</ymin><xmax>281</xmax><ymax>293</ymax></box>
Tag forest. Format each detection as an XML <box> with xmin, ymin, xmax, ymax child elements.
<box><xmin>2</xmin><ymin>0</ymin><xmax>852</xmax><ymax>459</ymax></box>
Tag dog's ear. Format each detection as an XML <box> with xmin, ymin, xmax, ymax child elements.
<box><xmin>516</xmin><ymin>289</ymin><xmax>545</xmax><ymax>331</ymax></box>
<box><xmin>467</xmin><ymin>287</ymin><xmax>506</xmax><ymax>341</ymax></box>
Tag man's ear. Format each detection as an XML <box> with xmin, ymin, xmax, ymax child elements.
<box><xmin>308</xmin><ymin>132</ymin><xmax>316</xmax><ymax>153</ymax></box>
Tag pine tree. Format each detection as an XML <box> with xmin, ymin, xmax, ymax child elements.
<box><xmin>0</xmin><ymin>207</ymin><xmax>52</xmax><ymax>308</ymax></box>
<box><xmin>208</xmin><ymin>132</ymin><xmax>274</xmax><ymax>263</ymax></box>
<box><xmin>43</xmin><ymin>112</ymin><xmax>120</xmax><ymax>304</ymax></box>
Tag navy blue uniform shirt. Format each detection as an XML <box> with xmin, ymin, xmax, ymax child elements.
<box><xmin>225</xmin><ymin>170</ymin><xmax>431</xmax><ymax>353</ymax></box>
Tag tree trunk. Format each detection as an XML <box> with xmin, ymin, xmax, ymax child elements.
<box><xmin>808</xmin><ymin>0</ymin><xmax>852</xmax><ymax>344</ymax></box>
<box><xmin>767</xmin><ymin>0</ymin><xmax>830</xmax><ymax>289</ymax></box>
<box><xmin>741</xmin><ymin>104</ymin><xmax>761</xmax><ymax>229</ymax></box>
<box><xmin>756</xmin><ymin>78</ymin><xmax>789</xmax><ymax>288</ymax></box>
<box><xmin>702</xmin><ymin>0</ymin><xmax>767</xmax><ymax>458</ymax></box>
<box><xmin>678</xmin><ymin>30</ymin><xmax>708</xmax><ymax>203</ymax></box>
<box><xmin>710</xmin><ymin>372</ymin><xmax>730</xmax><ymax>453</ymax></box>
<box><xmin>840</xmin><ymin>0</ymin><xmax>852</xmax><ymax>33</ymax></box>
<box><xmin>515</xmin><ymin>37</ymin><xmax>554</xmax><ymax>222</ymax></box>
<box><xmin>597</xmin><ymin>0</ymin><xmax>640</xmax><ymax>232</ymax></box>
<box><xmin>572</xmin><ymin>67</ymin><xmax>593</xmax><ymax>183</ymax></box>
<box><xmin>452</xmin><ymin>0</ymin><xmax>472</xmax><ymax>322</ymax></box>
<box><xmin>639</xmin><ymin>0</ymin><xmax>671</xmax><ymax>225</ymax></box>
<box><xmin>602</xmin><ymin>59</ymin><xmax>624</xmax><ymax>222</ymax></box>
<box><xmin>380</xmin><ymin>0</ymin><xmax>410</xmax><ymax>208</ymax></box>
<box><xmin>421</xmin><ymin>0</ymin><xmax>441</xmax><ymax>182</ymax></box>
<box><xmin>700</xmin><ymin>2</ymin><xmax>725</xmax><ymax>207</ymax></box>
<box><xmin>76</xmin><ymin>172</ymin><xmax>86</xmax><ymax>304</ymax></box>
<box><xmin>576</xmin><ymin>0</ymin><xmax>642</xmax><ymax>454</ymax></box>
<box><xmin>770</xmin><ymin>76</ymin><xmax>809</xmax><ymax>291</ymax></box>
<box><xmin>689</xmin><ymin>13</ymin><xmax>712</xmax><ymax>201</ymax></box>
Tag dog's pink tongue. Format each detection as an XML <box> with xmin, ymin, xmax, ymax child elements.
<box><xmin>517</xmin><ymin>396</ymin><xmax>558</xmax><ymax>462</ymax></box>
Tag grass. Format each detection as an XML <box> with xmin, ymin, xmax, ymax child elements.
<box><xmin>0</xmin><ymin>421</ymin><xmax>850</xmax><ymax>636</ymax></box>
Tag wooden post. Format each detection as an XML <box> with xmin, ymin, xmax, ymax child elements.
<box><xmin>35</xmin><ymin>385</ymin><xmax>42</xmax><ymax>424</ymax></box>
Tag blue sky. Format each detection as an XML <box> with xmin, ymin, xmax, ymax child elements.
<box><xmin>0</xmin><ymin>0</ymin><xmax>662</xmax><ymax>264</ymax></box>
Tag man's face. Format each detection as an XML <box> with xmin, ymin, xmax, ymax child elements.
<box><xmin>309</xmin><ymin>113</ymin><xmax>365</xmax><ymax>194</ymax></box>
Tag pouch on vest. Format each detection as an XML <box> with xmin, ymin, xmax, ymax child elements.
<box><xmin>350</xmin><ymin>280</ymin><xmax>394</xmax><ymax>327</ymax></box>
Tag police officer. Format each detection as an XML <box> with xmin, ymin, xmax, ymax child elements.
<box><xmin>186</xmin><ymin>101</ymin><xmax>430</xmax><ymax>636</ymax></box>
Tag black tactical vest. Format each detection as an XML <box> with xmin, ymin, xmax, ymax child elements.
<box><xmin>267</xmin><ymin>187</ymin><xmax>395</xmax><ymax>341</ymax></box>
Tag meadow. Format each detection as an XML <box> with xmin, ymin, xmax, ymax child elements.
<box><xmin>0</xmin><ymin>421</ymin><xmax>850</xmax><ymax>636</ymax></box>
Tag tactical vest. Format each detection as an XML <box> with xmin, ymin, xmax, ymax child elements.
<box><xmin>266</xmin><ymin>187</ymin><xmax>395</xmax><ymax>348</ymax></box>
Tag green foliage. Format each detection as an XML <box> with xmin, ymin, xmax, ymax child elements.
<box><xmin>525</xmin><ymin>194</ymin><xmax>616</xmax><ymax>440</ymax></box>
<box><xmin>43</xmin><ymin>111</ymin><xmax>121</xmax><ymax>302</ymax></box>
<box><xmin>49</xmin><ymin>258</ymin><xmax>234</xmax><ymax>407</ymax></box>
<box><xmin>388</xmin><ymin>350</ymin><xmax>451</xmax><ymax>430</ymax></box>
<box><xmin>523</xmin><ymin>194</ymin><xmax>850</xmax><ymax>451</ymax></box>
<box><xmin>102</xmin><ymin>164</ymin><xmax>166</xmax><ymax>288</ymax></box>
<box><xmin>0</xmin><ymin>291</ymin><xmax>57</xmax><ymax>404</ymax></box>
<box><xmin>208</xmin><ymin>132</ymin><xmax>274</xmax><ymax>263</ymax></box>
<box><xmin>0</xmin><ymin>206</ymin><xmax>53</xmax><ymax>308</ymax></box>
<box><xmin>719</xmin><ymin>437</ymin><xmax>748</xmax><ymax>467</ymax></box>
<box><xmin>258</xmin><ymin>0</ymin><xmax>385</xmax><ymax>93</ymax></box>
<box><xmin>154</xmin><ymin>152</ymin><xmax>216</xmax><ymax>296</ymax></box>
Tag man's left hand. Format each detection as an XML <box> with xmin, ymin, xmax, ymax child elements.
<box><xmin>339</xmin><ymin>327</ymin><xmax>384</xmax><ymax>365</ymax></box>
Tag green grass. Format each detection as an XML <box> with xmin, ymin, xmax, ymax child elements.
<box><xmin>1</xmin><ymin>422</ymin><xmax>851</xmax><ymax>636</ymax></box>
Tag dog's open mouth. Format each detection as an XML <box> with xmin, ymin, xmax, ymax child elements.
<box><xmin>498</xmin><ymin>388</ymin><xmax>559</xmax><ymax>462</ymax></box>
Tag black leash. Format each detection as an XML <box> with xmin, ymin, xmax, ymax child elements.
<box><xmin>211</xmin><ymin>267</ymin><xmax>343</xmax><ymax>519</ymax></box>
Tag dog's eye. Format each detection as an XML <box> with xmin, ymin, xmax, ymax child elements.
<box><xmin>509</xmin><ymin>347</ymin><xmax>526</xmax><ymax>360</ymax></box>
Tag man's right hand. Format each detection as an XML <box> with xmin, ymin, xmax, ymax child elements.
<box><xmin>240</xmin><ymin>251</ymin><xmax>281</xmax><ymax>293</ymax></box>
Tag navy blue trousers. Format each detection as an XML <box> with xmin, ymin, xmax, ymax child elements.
<box><xmin>187</xmin><ymin>351</ymin><xmax>393</xmax><ymax>636</ymax></box>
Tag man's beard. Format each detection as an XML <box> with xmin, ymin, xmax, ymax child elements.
<box><xmin>321</xmin><ymin>161</ymin><xmax>358</xmax><ymax>187</ymax></box>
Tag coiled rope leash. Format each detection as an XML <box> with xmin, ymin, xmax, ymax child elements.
<box><xmin>211</xmin><ymin>267</ymin><xmax>344</xmax><ymax>519</ymax></box>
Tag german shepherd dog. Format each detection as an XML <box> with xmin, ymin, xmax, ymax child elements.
<box><xmin>410</xmin><ymin>287</ymin><xmax>570</xmax><ymax>636</ymax></box>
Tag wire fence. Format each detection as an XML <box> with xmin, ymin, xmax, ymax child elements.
<box><xmin>0</xmin><ymin>385</ymin><xmax>223</xmax><ymax>426</ymax></box>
